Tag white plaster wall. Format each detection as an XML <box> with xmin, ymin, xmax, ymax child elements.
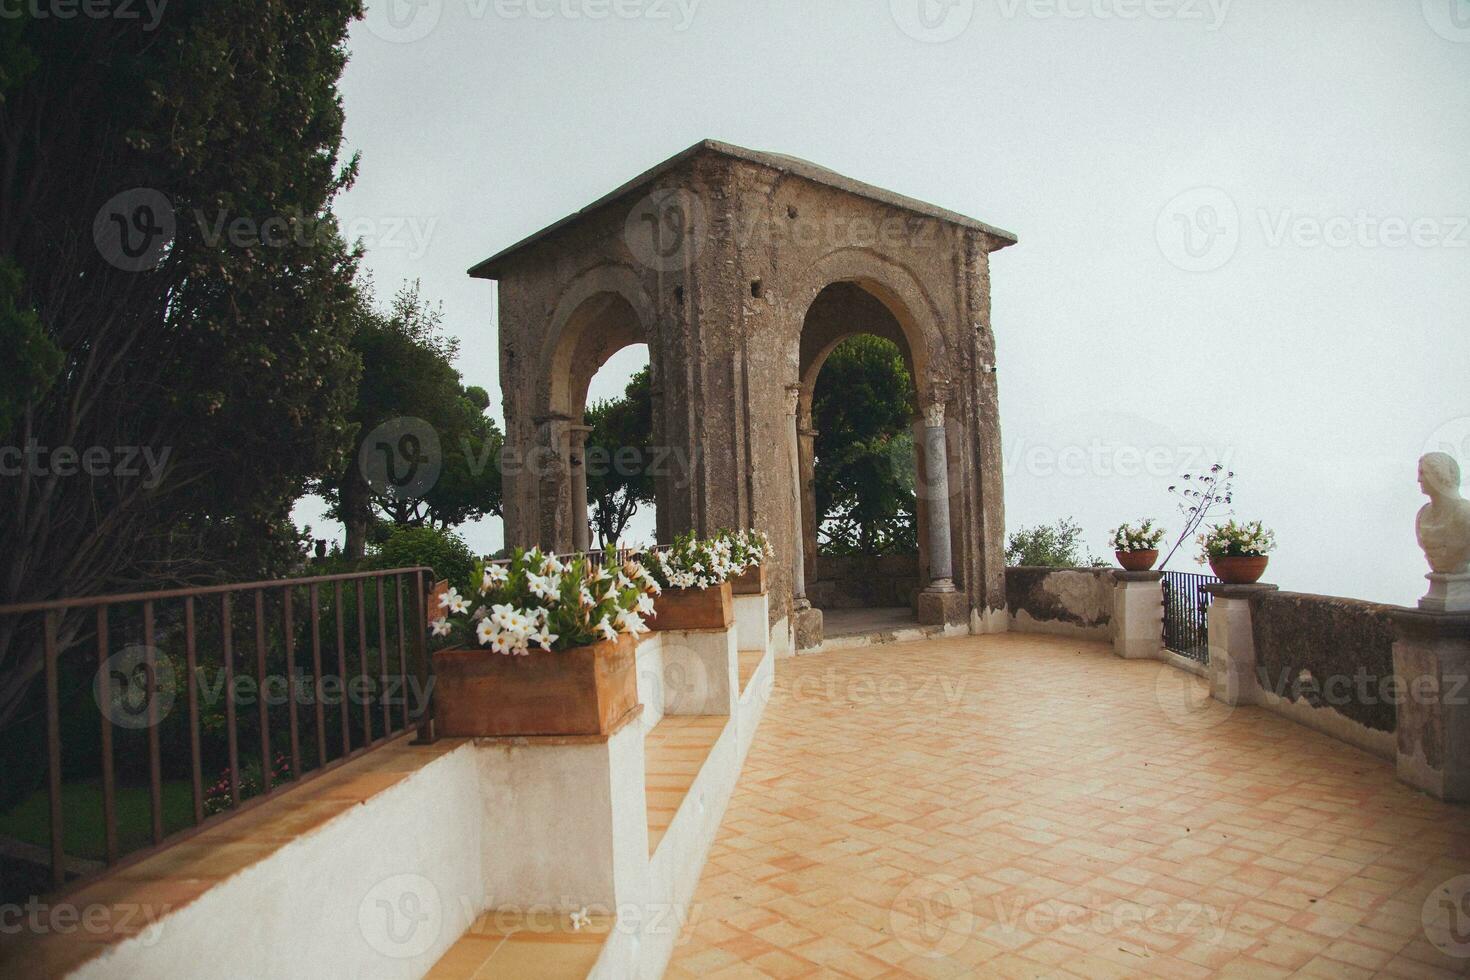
<box><xmin>476</xmin><ymin>723</ymin><xmax>647</xmax><ymax>910</ymax></box>
<box><xmin>68</xmin><ymin>618</ymin><xmax>771</xmax><ymax>980</ymax></box>
<box><xmin>72</xmin><ymin>744</ymin><xmax>484</xmax><ymax>980</ymax></box>
<box><xmin>733</xmin><ymin>593</ymin><xmax>769</xmax><ymax>652</ymax></box>
<box><xmin>1254</xmin><ymin>688</ymin><xmax>1396</xmax><ymax>762</ymax></box>
<box><xmin>1008</xmin><ymin>608</ymin><xmax>1112</xmax><ymax>641</ymax></box>
<box><xmin>635</xmin><ymin>633</ymin><xmax>666</xmax><ymax>733</ymax></box>
<box><xmin>660</xmin><ymin>629</ymin><xmax>738</xmax><ymax>716</ymax></box>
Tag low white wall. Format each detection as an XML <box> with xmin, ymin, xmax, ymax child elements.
<box><xmin>73</xmin><ymin>744</ymin><xmax>485</xmax><ymax>980</ymax></box>
<box><xmin>733</xmin><ymin>592</ymin><xmax>769</xmax><ymax>652</ymax></box>
<box><xmin>65</xmin><ymin>610</ymin><xmax>773</xmax><ymax>980</ymax></box>
<box><xmin>476</xmin><ymin>721</ymin><xmax>650</xmax><ymax>910</ymax></box>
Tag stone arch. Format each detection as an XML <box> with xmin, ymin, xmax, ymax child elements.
<box><xmin>536</xmin><ymin>264</ymin><xmax>658</xmax><ymax>552</ymax></box>
<box><xmin>783</xmin><ymin>246</ymin><xmax>949</xmax><ymax>395</ymax></box>
<box><xmin>541</xmin><ymin>263</ymin><xmax>656</xmax><ymax>421</ymax></box>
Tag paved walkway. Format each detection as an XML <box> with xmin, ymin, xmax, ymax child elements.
<box><xmin>667</xmin><ymin>633</ymin><xmax>1470</xmax><ymax>978</ymax></box>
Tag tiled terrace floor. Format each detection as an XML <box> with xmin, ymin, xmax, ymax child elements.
<box><xmin>667</xmin><ymin>633</ymin><xmax>1470</xmax><ymax>979</ymax></box>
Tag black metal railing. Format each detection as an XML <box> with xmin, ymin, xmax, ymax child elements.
<box><xmin>0</xmin><ymin>567</ymin><xmax>434</xmax><ymax>899</ymax></box>
<box><xmin>1161</xmin><ymin>571</ymin><xmax>1217</xmax><ymax>664</ymax></box>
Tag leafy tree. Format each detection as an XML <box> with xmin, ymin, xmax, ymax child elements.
<box><xmin>585</xmin><ymin>367</ymin><xmax>654</xmax><ymax>546</ymax></box>
<box><xmin>369</xmin><ymin>525</ymin><xmax>476</xmax><ymax>586</ymax></box>
<box><xmin>0</xmin><ymin>1</ymin><xmax>368</xmax><ymax>725</ymax></box>
<box><xmin>1005</xmin><ymin>518</ymin><xmax>1107</xmax><ymax>568</ymax></box>
<box><xmin>811</xmin><ymin>336</ymin><xmax>918</xmax><ymax>555</ymax></box>
<box><xmin>320</xmin><ymin>281</ymin><xmax>503</xmax><ymax>557</ymax></box>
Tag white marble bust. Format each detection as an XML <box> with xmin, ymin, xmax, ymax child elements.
<box><xmin>1416</xmin><ymin>452</ymin><xmax>1470</xmax><ymax>574</ymax></box>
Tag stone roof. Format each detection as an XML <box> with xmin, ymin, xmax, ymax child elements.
<box><xmin>468</xmin><ymin>139</ymin><xmax>1018</xmax><ymax>279</ymax></box>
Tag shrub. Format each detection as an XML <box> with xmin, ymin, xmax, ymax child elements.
<box><xmin>369</xmin><ymin>525</ymin><xmax>476</xmax><ymax>584</ymax></box>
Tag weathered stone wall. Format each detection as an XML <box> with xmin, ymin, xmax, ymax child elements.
<box><xmin>1005</xmin><ymin>567</ymin><xmax>1113</xmax><ymax>639</ymax></box>
<box><xmin>810</xmin><ymin>554</ymin><xmax>921</xmax><ymax>609</ymax></box>
<box><xmin>482</xmin><ymin>143</ymin><xmax>1015</xmax><ymax>634</ymax></box>
<box><xmin>1250</xmin><ymin>591</ymin><xmax>1400</xmax><ymax>734</ymax></box>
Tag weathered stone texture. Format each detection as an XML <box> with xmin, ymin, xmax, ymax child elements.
<box><xmin>1005</xmin><ymin>567</ymin><xmax>1114</xmax><ymax>630</ymax></box>
<box><xmin>473</xmin><ymin>141</ymin><xmax>1017</xmax><ymax>631</ymax></box>
<box><xmin>1250</xmin><ymin>591</ymin><xmax>1399</xmax><ymax>734</ymax></box>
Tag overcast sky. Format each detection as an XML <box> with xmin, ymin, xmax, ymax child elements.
<box><xmin>298</xmin><ymin>0</ymin><xmax>1470</xmax><ymax>607</ymax></box>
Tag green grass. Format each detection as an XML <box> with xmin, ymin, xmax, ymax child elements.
<box><xmin>0</xmin><ymin>779</ymin><xmax>196</xmax><ymax>862</ymax></box>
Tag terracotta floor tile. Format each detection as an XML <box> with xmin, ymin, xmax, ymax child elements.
<box><xmin>666</xmin><ymin>635</ymin><xmax>1470</xmax><ymax>978</ymax></box>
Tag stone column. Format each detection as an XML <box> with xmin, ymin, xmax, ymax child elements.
<box><xmin>797</xmin><ymin>412</ymin><xmax>819</xmax><ymax>589</ymax></box>
<box><xmin>786</xmin><ymin>384</ymin><xmax>822</xmax><ymax>649</ymax></box>
<box><xmin>1391</xmin><ymin>610</ymin><xmax>1470</xmax><ymax>803</ymax></box>
<box><xmin>916</xmin><ymin>400</ymin><xmax>966</xmax><ymax>627</ymax></box>
<box><xmin>1112</xmin><ymin>571</ymin><xmax>1165</xmax><ymax>660</ymax></box>
<box><xmin>568</xmin><ymin>424</ymin><xmax>593</xmax><ymax>552</ymax></box>
<box><xmin>784</xmin><ymin>385</ymin><xmax>808</xmax><ymax>607</ymax></box>
<box><xmin>1202</xmin><ymin>583</ymin><xmax>1278</xmax><ymax>706</ymax></box>
<box><xmin>920</xmin><ymin>400</ymin><xmax>955</xmax><ymax>591</ymax></box>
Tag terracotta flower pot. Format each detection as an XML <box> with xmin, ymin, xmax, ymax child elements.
<box><xmin>432</xmin><ymin>632</ymin><xmax>639</xmax><ymax>738</ymax></box>
<box><xmin>1209</xmin><ymin>555</ymin><xmax>1270</xmax><ymax>585</ymax></box>
<box><xmin>730</xmin><ymin>564</ymin><xmax>767</xmax><ymax>596</ymax></box>
<box><xmin>652</xmin><ymin>581</ymin><xmax>734</xmax><ymax>631</ymax></box>
<box><xmin>1115</xmin><ymin>549</ymin><xmax>1159</xmax><ymax>572</ymax></box>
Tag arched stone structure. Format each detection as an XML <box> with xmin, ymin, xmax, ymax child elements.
<box><xmin>472</xmin><ymin>141</ymin><xmax>1017</xmax><ymax>650</ymax></box>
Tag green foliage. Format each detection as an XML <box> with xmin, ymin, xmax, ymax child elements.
<box><xmin>0</xmin><ymin>0</ymin><xmax>369</xmax><ymax>723</ymax></box>
<box><xmin>812</xmin><ymin>336</ymin><xmax>918</xmax><ymax>556</ymax></box>
<box><xmin>1006</xmin><ymin>518</ymin><xmax>1107</xmax><ymax>568</ymax></box>
<box><xmin>370</xmin><ymin>524</ymin><xmax>476</xmax><ymax>585</ymax></box>
<box><xmin>322</xmin><ymin>280</ymin><xmax>503</xmax><ymax>556</ymax></box>
<box><xmin>585</xmin><ymin>366</ymin><xmax>654</xmax><ymax>546</ymax></box>
<box><xmin>0</xmin><ymin>259</ymin><xmax>61</xmax><ymax>435</ymax></box>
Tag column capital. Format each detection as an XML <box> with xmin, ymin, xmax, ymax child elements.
<box><xmin>783</xmin><ymin>383</ymin><xmax>804</xmax><ymax>416</ymax></box>
<box><xmin>567</xmin><ymin>423</ymin><xmax>593</xmax><ymax>445</ymax></box>
<box><xmin>921</xmin><ymin>401</ymin><xmax>946</xmax><ymax>428</ymax></box>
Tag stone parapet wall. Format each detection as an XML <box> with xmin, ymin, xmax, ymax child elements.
<box><xmin>1248</xmin><ymin>591</ymin><xmax>1401</xmax><ymax>736</ymax></box>
<box><xmin>1004</xmin><ymin>566</ymin><xmax>1114</xmax><ymax>639</ymax></box>
<box><xmin>810</xmin><ymin>553</ymin><xmax>920</xmax><ymax>609</ymax></box>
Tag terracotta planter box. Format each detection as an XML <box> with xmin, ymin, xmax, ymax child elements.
<box><xmin>1209</xmin><ymin>555</ymin><xmax>1270</xmax><ymax>585</ymax></box>
<box><xmin>652</xmin><ymin>581</ymin><xmax>734</xmax><ymax>631</ymax></box>
<box><xmin>1115</xmin><ymin>549</ymin><xmax>1159</xmax><ymax>572</ymax></box>
<box><xmin>730</xmin><ymin>565</ymin><xmax>767</xmax><ymax>596</ymax></box>
<box><xmin>432</xmin><ymin>632</ymin><xmax>638</xmax><ymax>738</ymax></box>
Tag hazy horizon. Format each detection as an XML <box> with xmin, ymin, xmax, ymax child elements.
<box><xmin>295</xmin><ymin>0</ymin><xmax>1470</xmax><ymax>608</ymax></box>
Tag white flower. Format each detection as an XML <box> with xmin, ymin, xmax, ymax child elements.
<box><xmin>531</xmin><ymin>625</ymin><xmax>558</xmax><ymax>650</ymax></box>
<box><xmin>595</xmin><ymin>616</ymin><xmax>617</xmax><ymax>642</ymax></box>
<box><xmin>570</xmin><ymin>907</ymin><xmax>590</xmax><ymax>931</ymax></box>
<box><xmin>430</xmin><ymin>617</ymin><xmax>452</xmax><ymax>637</ymax></box>
<box><xmin>482</xmin><ymin>564</ymin><xmax>508</xmax><ymax>592</ymax></box>
<box><xmin>475</xmin><ymin>619</ymin><xmax>495</xmax><ymax>646</ymax></box>
<box><xmin>441</xmin><ymin>588</ymin><xmax>468</xmax><ymax>615</ymax></box>
<box><xmin>616</xmin><ymin>609</ymin><xmax>648</xmax><ymax>634</ymax></box>
<box><xmin>527</xmin><ymin>572</ymin><xmax>561</xmax><ymax>601</ymax></box>
<box><xmin>636</xmin><ymin>593</ymin><xmax>655</xmax><ymax>615</ymax></box>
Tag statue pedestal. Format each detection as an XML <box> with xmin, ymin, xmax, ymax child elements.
<box><xmin>1420</xmin><ymin>572</ymin><xmax>1470</xmax><ymax>614</ymax></box>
